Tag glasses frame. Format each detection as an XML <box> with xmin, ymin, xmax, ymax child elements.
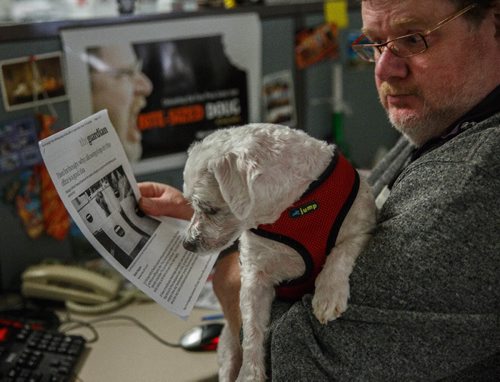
<box><xmin>102</xmin><ymin>59</ymin><xmax>143</xmax><ymax>79</ymax></box>
<box><xmin>89</xmin><ymin>59</ymin><xmax>143</xmax><ymax>79</ymax></box>
<box><xmin>352</xmin><ymin>3</ymin><xmax>477</xmax><ymax>62</ymax></box>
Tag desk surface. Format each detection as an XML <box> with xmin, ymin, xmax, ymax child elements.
<box><xmin>63</xmin><ymin>302</ymin><xmax>220</xmax><ymax>382</ymax></box>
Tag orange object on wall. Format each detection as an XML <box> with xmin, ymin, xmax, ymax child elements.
<box><xmin>36</xmin><ymin>114</ymin><xmax>70</xmax><ymax>240</ymax></box>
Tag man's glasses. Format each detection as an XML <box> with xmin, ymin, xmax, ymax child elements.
<box><xmin>98</xmin><ymin>60</ymin><xmax>143</xmax><ymax>79</ymax></box>
<box><xmin>107</xmin><ymin>60</ymin><xmax>143</xmax><ymax>79</ymax></box>
<box><xmin>86</xmin><ymin>53</ymin><xmax>143</xmax><ymax>79</ymax></box>
<box><xmin>351</xmin><ymin>3</ymin><xmax>477</xmax><ymax>62</ymax></box>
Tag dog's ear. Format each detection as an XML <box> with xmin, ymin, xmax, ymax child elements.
<box><xmin>210</xmin><ymin>152</ymin><xmax>259</xmax><ymax>221</ymax></box>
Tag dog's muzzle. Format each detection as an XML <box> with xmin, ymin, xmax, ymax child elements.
<box><xmin>182</xmin><ymin>238</ymin><xmax>199</xmax><ymax>253</ymax></box>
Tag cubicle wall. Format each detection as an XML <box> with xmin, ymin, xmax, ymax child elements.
<box><xmin>0</xmin><ymin>4</ymin><xmax>395</xmax><ymax>291</ymax></box>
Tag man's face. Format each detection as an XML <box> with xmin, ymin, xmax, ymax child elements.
<box><xmin>90</xmin><ymin>45</ymin><xmax>153</xmax><ymax>162</ymax></box>
<box><xmin>362</xmin><ymin>0</ymin><xmax>500</xmax><ymax>146</ymax></box>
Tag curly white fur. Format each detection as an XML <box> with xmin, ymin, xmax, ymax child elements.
<box><xmin>182</xmin><ymin>124</ymin><xmax>376</xmax><ymax>381</ymax></box>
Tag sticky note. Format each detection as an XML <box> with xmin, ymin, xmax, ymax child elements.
<box><xmin>324</xmin><ymin>0</ymin><xmax>349</xmax><ymax>29</ymax></box>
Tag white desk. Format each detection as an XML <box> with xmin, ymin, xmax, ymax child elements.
<box><xmin>64</xmin><ymin>302</ymin><xmax>220</xmax><ymax>382</ymax></box>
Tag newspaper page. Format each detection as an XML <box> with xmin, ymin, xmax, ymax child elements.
<box><xmin>38</xmin><ymin>110</ymin><xmax>218</xmax><ymax>319</ymax></box>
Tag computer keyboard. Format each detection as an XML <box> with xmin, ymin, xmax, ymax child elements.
<box><xmin>0</xmin><ymin>317</ymin><xmax>86</xmax><ymax>382</ymax></box>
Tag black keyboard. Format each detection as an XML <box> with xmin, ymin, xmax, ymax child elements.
<box><xmin>0</xmin><ymin>318</ymin><xmax>86</xmax><ymax>382</ymax></box>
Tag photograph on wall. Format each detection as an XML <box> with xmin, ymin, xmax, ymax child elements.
<box><xmin>0</xmin><ymin>52</ymin><xmax>67</xmax><ymax>111</ymax></box>
<box><xmin>61</xmin><ymin>14</ymin><xmax>261</xmax><ymax>174</ymax></box>
<box><xmin>71</xmin><ymin>165</ymin><xmax>160</xmax><ymax>269</ymax></box>
<box><xmin>262</xmin><ymin>70</ymin><xmax>297</xmax><ymax>127</ymax></box>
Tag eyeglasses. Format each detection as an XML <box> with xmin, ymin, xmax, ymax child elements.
<box><xmin>99</xmin><ymin>60</ymin><xmax>143</xmax><ymax>79</ymax></box>
<box><xmin>351</xmin><ymin>3</ymin><xmax>477</xmax><ymax>62</ymax></box>
<box><xmin>87</xmin><ymin>54</ymin><xmax>143</xmax><ymax>79</ymax></box>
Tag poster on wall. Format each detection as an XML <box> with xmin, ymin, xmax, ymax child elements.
<box><xmin>0</xmin><ymin>52</ymin><xmax>67</xmax><ymax>111</ymax></box>
<box><xmin>61</xmin><ymin>14</ymin><xmax>261</xmax><ymax>175</ymax></box>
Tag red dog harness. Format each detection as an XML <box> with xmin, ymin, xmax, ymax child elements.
<box><xmin>250</xmin><ymin>153</ymin><xmax>359</xmax><ymax>301</ymax></box>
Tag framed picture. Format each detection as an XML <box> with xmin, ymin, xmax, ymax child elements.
<box><xmin>61</xmin><ymin>14</ymin><xmax>261</xmax><ymax>175</ymax></box>
<box><xmin>0</xmin><ymin>116</ymin><xmax>41</xmax><ymax>173</ymax></box>
<box><xmin>0</xmin><ymin>52</ymin><xmax>68</xmax><ymax>111</ymax></box>
<box><xmin>262</xmin><ymin>70</ymin><xmax>297</xmax><ymax>127</ymax></box>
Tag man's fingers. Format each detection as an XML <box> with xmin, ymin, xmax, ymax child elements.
<box><xmin>137</xmin><ymin>181</ymin><xmax>160</xmax><ymax>198</ymax></box>
<box><xmin>138</xmin><ymin>196</ymin><xmax>160</xmax><ymax>216</ymax></box>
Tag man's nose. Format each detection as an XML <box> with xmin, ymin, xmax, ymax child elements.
<box><xmin>134</xmin><ymin>72</ymin><xmax>153</xmax><ymax>96</ymax></box>
<box><xmin>375</xmin><ymin>48</ymin><xmax>409</xmax><ymax>83</ymax></box>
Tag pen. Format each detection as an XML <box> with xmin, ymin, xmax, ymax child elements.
<box><xmin>202</xmin><ymin>313</ymin><xmax>225</xmax><ymax>321</ymax></box>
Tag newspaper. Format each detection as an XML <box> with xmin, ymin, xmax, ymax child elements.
<box><xmin>38</xmin><ymin>110</ymin><xmax>218</xmax><ymax>319</ymax></box>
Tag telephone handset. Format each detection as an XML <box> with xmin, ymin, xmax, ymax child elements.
<box><xmin>21</xmin><ymin>264</ymin><xmax>121</xmax><ymax>305</ymax></box>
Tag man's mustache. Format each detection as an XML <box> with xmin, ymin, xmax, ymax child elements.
<box><xmin>379</xmin><ymin>82</ymin><xmax>420</xmax><ymax>97</ymax></box>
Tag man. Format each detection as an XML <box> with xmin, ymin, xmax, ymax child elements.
<box><xmin>87</xmin><ymin>44</ymin><xmax>153</xmax><ymax>162</ymax></box>
<box><xmin>139</xmin><ymin>0</ymin><xmax>499</xmax><ymax>379</ymax></box>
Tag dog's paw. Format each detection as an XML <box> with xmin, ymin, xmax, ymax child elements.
<box><xmin>235</xmin><ymin>363</ymin><xmax>267</xmax><ymax>382</ymax></box>
<box><xmin>312</xmin><ymin>281</ymin><xmax>349</xmax><ymax>324</ymax></box>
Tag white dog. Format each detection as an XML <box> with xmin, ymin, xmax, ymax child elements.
<box><xmin>182</xmin><ymin>124</ymin><xmax>376</xmax><ymax>381</ymax></box>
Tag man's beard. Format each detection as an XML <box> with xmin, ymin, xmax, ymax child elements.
<box><xmin>387</xmin><ymin>100</ymin><xmax>449</xmax><ymax>147</ymax></box>
<box><xmin>379</xmin><ymin>82</ymin><xmax>473</xmax><ymax>147</ymax></box>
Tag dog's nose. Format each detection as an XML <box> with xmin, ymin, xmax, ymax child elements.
<box><xmin>183</xmin><ymin>239</ymin><xmax>199</xmax><ymax>253</ymax></box>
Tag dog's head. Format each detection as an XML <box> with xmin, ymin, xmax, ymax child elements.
<box><xmin>181</xmin><ymin>124</ymin><xmax>327</xmax><ymax>253</ymax></box>
<box><xmin>181</xmin><ymin>128</ymin><xmax>257</xmax><ymax>253</ymax></box>
<box><xmin>181</xmin><ymin>124</ymin><xmax>292</xmax><ymax>253</ymax></box>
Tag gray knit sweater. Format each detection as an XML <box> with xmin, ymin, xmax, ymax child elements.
<box><xmin>266</xmin><ymin>112</ymin><xmax>499</xmax><ymax>381</ymax></box>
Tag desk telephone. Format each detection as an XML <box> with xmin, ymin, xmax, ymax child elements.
<box><xmin>22</xmin><ymin>264</ymin><xmax>144</xmax><ymax>314</ymax></box>
<box><xmin>21</xmin><ymin>264</ymin><xmax>121</xmax><ymax>305</ymax></box>
<box><xmin>21</xmin><ymin>264</ymin><xmax>143</xmax><ymax>314</ymax></box>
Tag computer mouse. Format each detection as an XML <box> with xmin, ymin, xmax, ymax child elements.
<box><xmin>179</xmin><ymin>322</ymin><xmax>224</xmax><ymax>351</ymax></box>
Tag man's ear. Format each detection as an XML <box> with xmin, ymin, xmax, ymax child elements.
<box><xmin>209</xmin><ymin>152</ymin><xmax>258</xmax><ymax>221</ymax></box>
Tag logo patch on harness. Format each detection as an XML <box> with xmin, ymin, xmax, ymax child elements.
<box><xmin>289</xmin><ymin>201</ymin><xmax>318</xmax><ymax>218</ymax></box>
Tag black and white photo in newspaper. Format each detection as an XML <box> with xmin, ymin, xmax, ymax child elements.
<box><xmin>38</xmin><ymin>110</ymin><xmax>218</xmax><ymax>318</ymax></box>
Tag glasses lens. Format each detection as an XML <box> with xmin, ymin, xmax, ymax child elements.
<box><xmin>111</xmin><ymin>60</ymin><xmax>143</xmax><ymax>78</ymax></box>
<box><xmin>353</xmin><ymin>45</ymin><xmax>376</xmax><ymax>62</ymax></box>
<box><xmin>391</xmin><ymin>33</ymin><xmax>427</xmax><ymax>57</ymax></box>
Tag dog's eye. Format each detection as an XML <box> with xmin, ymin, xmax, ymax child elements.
<box><xmin>204</xmin><ymin>207</ymin><xmax>220</xmax><ymax>216</ymax></box>
<box><xmin>196</xmin><ymin>201</ymin><xmax>220</xmax><ymax>216</ymax></box>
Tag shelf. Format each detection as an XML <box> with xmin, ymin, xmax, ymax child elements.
<box><xmin>0</xmin><ymin>1</ymin><xmax>360</xmax><ymax>42</ymax></box>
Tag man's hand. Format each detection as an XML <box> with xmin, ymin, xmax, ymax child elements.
<box><xmin>138</xmin><ymin>181</ymin><xmax>193</xmax><ymax>220</ymax></box>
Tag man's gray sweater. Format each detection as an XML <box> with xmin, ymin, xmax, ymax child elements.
<box><xmin>267</xmin><ymin>112</ymin><xmax>499</xmax><ymax>381</ymax></box>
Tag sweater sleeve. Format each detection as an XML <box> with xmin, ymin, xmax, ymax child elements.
<box><xmin>350</xmin><ymin>124</ymin><xmax>499</xmax><ymax>314</ymax></box>
<box><xmin>267</xmin><ymin>116</ymin><xmax>500</xmax><ymax>381</ymax></box>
